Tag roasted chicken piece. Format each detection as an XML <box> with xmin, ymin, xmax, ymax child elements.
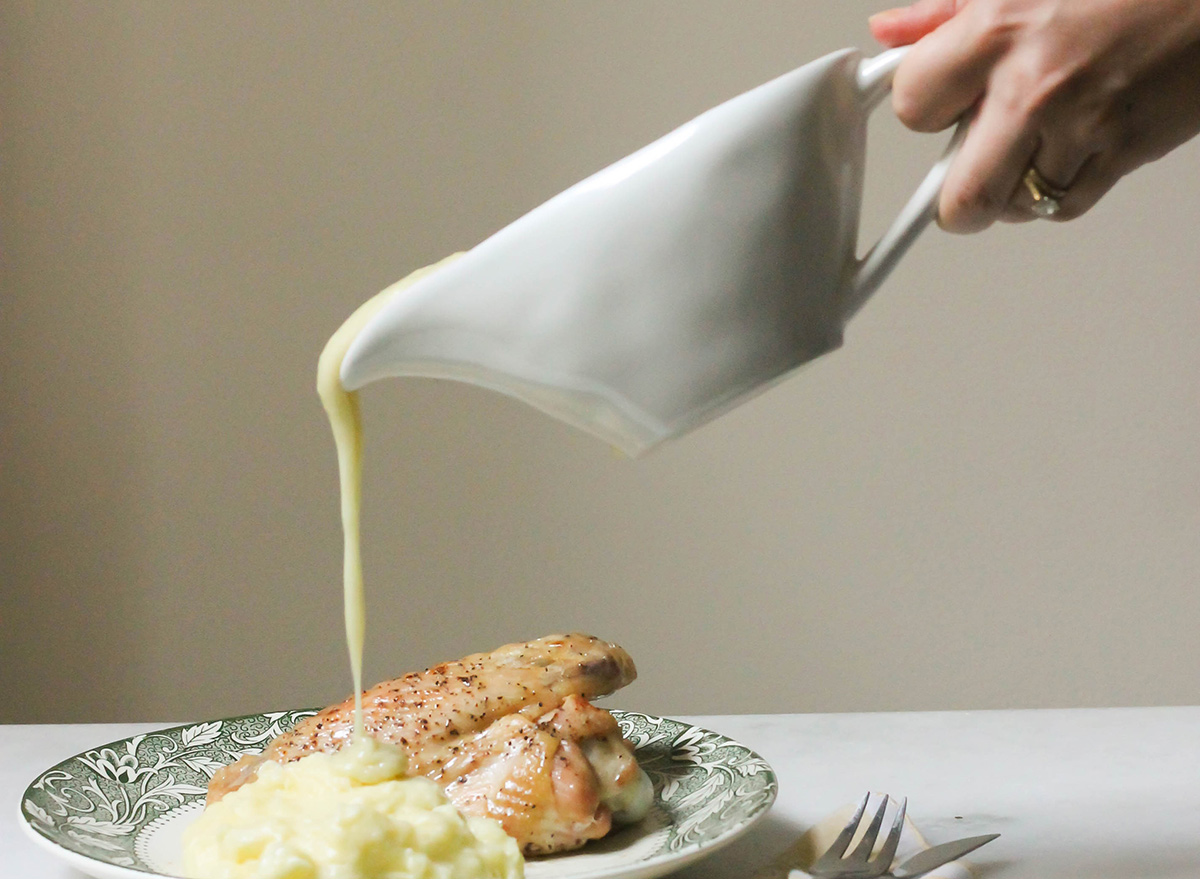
<box><xmin>439</xmin><ymin>695</ymin><xmax>652</xmax><ymax>853</ymax></box>
<box><xmin>208</xmin><ymin>633</ymin><xmax>652</xmax><ymax>855</ymax></box>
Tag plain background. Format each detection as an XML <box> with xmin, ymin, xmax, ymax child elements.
<box><xmin>3</xmin><ymin>1</ymin><xmax>1198</xmax><ymax>724</ymax></box>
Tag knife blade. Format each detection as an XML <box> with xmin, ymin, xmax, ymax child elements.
<box><xmin>890</xmin><ymin>833</ymin><xmax>1000</xmax><ymax>877</ymax></box>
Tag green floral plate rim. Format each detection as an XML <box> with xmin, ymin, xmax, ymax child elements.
<box><xmin>20</xmin><ymin>709</ymin><xmax>777</xmax><ymax>879</ymax></box>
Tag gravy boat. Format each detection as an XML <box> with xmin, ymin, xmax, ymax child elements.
<box><xmin>341</xmin><ymin>47</ymin><xmax>964</xmax><ymax>456</ymax></box>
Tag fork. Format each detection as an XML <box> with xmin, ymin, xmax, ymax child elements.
<box><xmin>809</xmin><ymin>793</ymin><xmax>907</xmax><ymax>878</ymax></box>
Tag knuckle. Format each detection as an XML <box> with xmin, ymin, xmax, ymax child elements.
<box><xmin>1070</xmin><ymin>110</ymin><xmax>1112</xmax><ymax>152</ymax></box>
<box><xmin>1063</xmin><ymin>79</ymin><xmax>1132</xmax><ymax>152</ymax></box>
<box><xmin>995</xmin><ymin>59</ymin><xmax>1066</xmax><ymax>125</ymax></box>
<box><xmin>1028</xmin><ymin>68</ymin><xmax>1072</xmax><ymax>117</ymax></box>
<box><xmin>965</xmin><ymin>1</ymin><xmax>1011</xmax><ymax>46</ymax></box>
<box><xmin>891</xmin><ymin>88</ymin><xmax>941</xmax><ymax>133</ymax></box>
<box><xmin>941</xmin><ymin>180</ymin><xmax>1002</xmax><ymax>232</ymax></box>
<box><xmin>1098</xmin><ymin>67</ymin><xmax>1135</xmax><ymax>103</ymax></box>
<box><xmin>1062</xmin><ymin>172</ymin><xmax>1120</xmax><ymax>222</ymax></box>
<box><xmin>964</xmin><ymin>0</ymin><xmax>1028</xmax><ymax>57</ymax></box>
<box><xmin>1102</xmin><ymin>103</ymin><xmax>1142</xmax><ymax>155</ymax></box>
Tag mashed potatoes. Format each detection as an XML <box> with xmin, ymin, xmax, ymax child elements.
<box><xmin>182</xmin><ymin>737</ymin><xmax>523</xmax><ymax>879</ymax></box>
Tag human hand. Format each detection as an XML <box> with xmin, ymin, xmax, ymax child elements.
<box><xmin>868</xmin><ymin>0</ymin><xmax>1200</xmax><ymax>232</ymax></box>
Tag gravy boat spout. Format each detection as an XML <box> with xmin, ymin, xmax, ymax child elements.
<box><xmin>340</xmin><ymin>47</ymin><xmax>963</xmax><ymax>457</ymax></box>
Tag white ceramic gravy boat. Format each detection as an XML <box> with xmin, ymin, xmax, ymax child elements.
<box><xmin>341</xmin><ymin>47</ymin><xmax>965</xmax><ymax>456</ymax></box>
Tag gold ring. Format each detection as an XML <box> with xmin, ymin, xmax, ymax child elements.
<box><xmin>1022</xmin><ymin>167</ymin><xmax>1068</xmax><ymax>218</ymax></box>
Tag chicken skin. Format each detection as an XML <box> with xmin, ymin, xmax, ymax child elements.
<box><xmin>437</xmin><ymin>695</ymin><xmax>652</xmax><ymax>854</ymax></box>
<box><xmin>207</xmin><ymin>634</ymin><xmax>652</xmax><ymax>855</ymax></box>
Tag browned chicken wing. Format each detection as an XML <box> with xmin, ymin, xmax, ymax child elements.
<box><xmin>207</xmin><ymin>633</ymin><xmax>651</xmax><ymax>855</ymax></box>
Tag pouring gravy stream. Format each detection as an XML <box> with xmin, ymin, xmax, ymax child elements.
<box><xmin>316</xmin><ymin>257</ymin><xmax>458</xmax><ymax>739</ymax></box>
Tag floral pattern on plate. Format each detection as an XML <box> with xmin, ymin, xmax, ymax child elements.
<box><xmin>22</xmin><ymin>710</ymin><xmax>776</xmax><ymax>879</ymax></box>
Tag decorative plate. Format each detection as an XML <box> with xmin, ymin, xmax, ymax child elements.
<box><xmin>20</xmin><ymin>710</ymin><xmax>776</xmax><ymax>879</ymax></box>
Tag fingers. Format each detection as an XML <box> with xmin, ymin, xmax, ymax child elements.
<box><xmin>891</xmin><ymin>4</ymin><xmax>1002</xmax><ymax>133</ymax></box>
<box><xmin>876</xmin><ymin>0</ymin><xmax>1200</xmax><ymax>230</ymax></box>
<box><xmin>1004</xmin><ymin>153</ymin><xmax>1118</xmax><ymax>223</ymax></box>
<box><xmin>992</xmin><ymin>40</ymin><xmax>1200</xmax><ymax>226</ymax></box>
<box><xmin>1026</xmin><ymin>143</ymin><xmax>1091</xmax><ymax>195</ymax></box>
<box><xmin>868</xmin><ymin>0</ymin><xmax>967</xmax><ymax>47</ymax></box>
<box><xmin>897</xmin><ymin>7</ymin><xmax>1096</xmax><ymax>230</ymax></box>
<box><xmin>937</xmin><ymin>92</ymin><xmax>1039</xmax><ymax>233</ymax></box>
<box><xmin>1045</xmin><ymin>164</ymin><xmax>1120</xmax><ymax>221</ymax></box>
<box><xmin>942</xmin><ymin>122</ymin><xmax>1100</xmax><ymax>231</ymax></box>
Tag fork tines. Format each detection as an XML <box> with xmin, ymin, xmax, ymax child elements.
<box><xmin>810</xmin><ymin>793</ymin><xmax>908</xmax><ymax>878</ymax></box>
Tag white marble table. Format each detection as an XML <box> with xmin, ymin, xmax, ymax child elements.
<box><xmin>6</xmin><ymin>708</ymin><xmax>1199</xmax><ymax>878</ymax></box>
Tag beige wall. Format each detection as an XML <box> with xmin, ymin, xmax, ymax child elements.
<box><xmin>3</xmin><ymin>1</ymin><xmax>1198</xmax><ymax>724</ymax></box>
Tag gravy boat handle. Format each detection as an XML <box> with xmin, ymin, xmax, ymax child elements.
<box><xmin>839</xmin><ymin>46</ymin><xmax>969</xmax><ymax>322</ymax></box>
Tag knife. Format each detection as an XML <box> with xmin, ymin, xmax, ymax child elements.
<box><xmin>890</xmin><ymin>833</ymin><xmax>1000</xmax><ymax>877</ymax></box>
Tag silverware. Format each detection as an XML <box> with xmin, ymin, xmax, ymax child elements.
<box><xmin>890</xmin><ymin>833</ymin><xmax>1000</xmax><ymax>878</ymax></box>
<box><xmin>810</xmin><ymin>793</ymin><xmax>908</xmax><ymax>878</ymax></box>
<box><xmin>808</xmin><ymin>793</ymin><xmax>1000</xmax><ymax>878</ymax></box>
